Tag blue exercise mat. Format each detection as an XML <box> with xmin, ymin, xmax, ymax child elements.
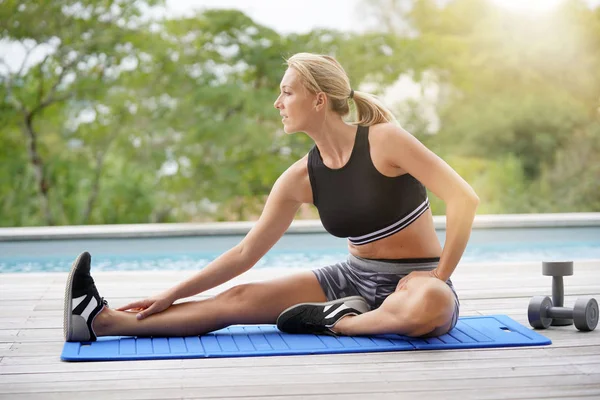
<box><xmin>61</xmin><ymin>315</ymin><xmax>550</xmax><ymax>361</ymax></box>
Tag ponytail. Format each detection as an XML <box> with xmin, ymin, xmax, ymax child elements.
<box><xmin>350</xmin><ymin>90</ymin><xmax>397</xmax><ymax>126</ymax></box>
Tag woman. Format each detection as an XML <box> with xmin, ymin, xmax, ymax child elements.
<box><xmin>64</xmin><ymin>53</ymin><xmax>479</xmax><ymax>343</ymax></box>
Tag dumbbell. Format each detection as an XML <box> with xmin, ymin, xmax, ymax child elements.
<box><xmin>528</xmin><ymin>261</ymin><xmax>598</xmax><ymax>331</ymax></box>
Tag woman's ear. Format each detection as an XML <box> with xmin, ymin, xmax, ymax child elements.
<box><xmin>315</xmin><ymin>92</ymin><xmax>327</xmax><ymax>110</ymax></box>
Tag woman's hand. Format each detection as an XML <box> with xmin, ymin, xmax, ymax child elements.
<box><xmin>116</xmin><ymin>292</ymin><xmax>176</xmax><ymax>320</ymax></box>
<box><xmin>396</xmin><ymin>270</ymin><xmax>443</xmax><ymax>291</ymax></box>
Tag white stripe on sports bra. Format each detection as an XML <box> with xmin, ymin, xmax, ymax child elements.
<box><xmin>348</xmin><ymin>198</ymin><xmax>430</xmax><ymax>245</ymax></box>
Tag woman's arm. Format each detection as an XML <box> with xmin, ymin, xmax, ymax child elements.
<box><xmin>119</xmin><ymin>158</ymin><xmax>311</xmax><ymax>319</ymax></box>
<box><xmin>163</xmin><ymin>161</ymin><xmax>307</xmax><ymax>301</ymax></box>
<box><xmin>379</xmin><ymin>124</ymin><xmax>480</xmax><ymax>281</ymax></box>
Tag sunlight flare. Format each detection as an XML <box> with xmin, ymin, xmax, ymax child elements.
<box><xmin>490</xmin><ymin>0</ymin><xmax>565</xmax><ymax>13</ymax></box>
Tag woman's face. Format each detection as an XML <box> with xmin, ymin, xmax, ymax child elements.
<box><xmin>274</xmin><ymin>68</ymin><xmax>318</xmax><ymax>134</ymax></box>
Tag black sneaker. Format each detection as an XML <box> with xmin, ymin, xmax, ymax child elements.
<box><xmin>63</xmin><ymin>252</ymin><xmax>108</xmax><ymax>342</ymax></box>
<box><xmin>276</xmin><ymin>296</ymin><xmax>370</xmax><ymax>336</ymax></box>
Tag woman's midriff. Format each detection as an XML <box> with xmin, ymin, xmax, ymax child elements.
<box><xmin>347</xmin><ymin>208</ymin><xmax>442</xmax><ymax>260</ymax></box>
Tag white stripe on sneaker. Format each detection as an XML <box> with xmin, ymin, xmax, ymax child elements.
<box><xmin>81</xmin><ymin>296</ymin><xmax>98</xmax><ymax>321</ymax></box>
<box><xmin>325</xmin><ymin>304</ymin><xmax>350</xmax><ymax>320</ymax></box>
<box><xmin>323</xmin><ymin>304</ymin><xmax>334</xmax><ymax>312</ymax></box>
<box><xmin>72</xmin><ymin>295</ymin><xmax>87</xmax><ymax>310</ymax></box>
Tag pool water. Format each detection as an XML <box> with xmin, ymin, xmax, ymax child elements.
<box><xmin>1</xmin><ymin>227</ymin><xmax>599</xmax><ymax>273</ymax></box>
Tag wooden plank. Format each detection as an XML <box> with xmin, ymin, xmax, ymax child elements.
<box><xmin>0</xmin><ymin>363</ymin><xmax>595</xmax><ymax>385</ymax></box>
<box><xmin>2</xmin><ymin>384</ymin><xmax>600</xmax><ymax>400</ymax></box>
<box><xmin>2</xmin><ymin>373</ymin><xmax>600</xmax><ymax>395</ymax></box>
<box><xmin>7</xmin><ymin>273</ymin><xmax>598</xmax><ymax>290</ymax></box>
<box><xmin>5</xmin><ymin>286</ymin><xmax>598</xmax><ymax>303</ymax></box>
<box><xmin>7</xmin><ymin>273</ymin><xmax>599</xmax><ymax>291</ymax></box>
<box><xmin>2</xmin><ymin>355</ymin><xmax>600</xmax><ymax>381</ymax></box>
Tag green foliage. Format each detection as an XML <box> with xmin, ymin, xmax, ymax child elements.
<box><xmin>1</xmin><ymin>0</ymin><xmax>599</xmax><ymax>227</ymax></box>
<box><xmin>401</xmin><ymin>0</ymin><xmax>600</xmax><ymax>214</ymax></box>
<box><xmin>435</xmin><ymin>90</ymin><xmax>589</xmax><ymax>179</ymax></box>
<box><xmin>430</xmin><ymin>155</ymin><xmax>531</xmax><ymax>215</ymax></box>
<box><xmin>537</xmin><ymin>122</ymin><xmax>600</xmax><ymax>212</ymax></box>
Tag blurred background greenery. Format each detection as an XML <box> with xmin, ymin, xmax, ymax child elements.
<box><xmin>1</xmin><ymin>0</ymin><xmax>599</xmax><ymax>227</ymax></box>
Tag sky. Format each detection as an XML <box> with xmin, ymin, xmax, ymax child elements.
<box><xmin>162</xmin><ymin>0</ymin><xmax>600</xmax><ymax>34</ymax></box>
<box><xmin>161</xmin><ymin>0</ymin><xmax>364</xmax><ymax>34</ymax></box>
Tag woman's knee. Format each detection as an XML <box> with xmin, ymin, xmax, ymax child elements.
<box><xmin>216</xmin><ymin>283</ymin><xmax>258</xmax><ymax>309</ymax></box>
<box><xmin>405</xmin><ymin>279</ymin><xmax>456</xmax><ymax>327</ymax></box>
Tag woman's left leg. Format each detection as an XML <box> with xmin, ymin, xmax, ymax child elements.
<box><xmin>332</xmin><ymin>275</ymin><xmax>458</xmax><ymax>337</ymax></box>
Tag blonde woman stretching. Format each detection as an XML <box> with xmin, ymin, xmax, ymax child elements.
<box><xmin>64</xmin><ymin>53</ymin><xmax>479</xmax><ymax>342</ymax></box>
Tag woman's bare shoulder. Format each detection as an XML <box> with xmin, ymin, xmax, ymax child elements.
<box><xmin>277</xmin><ymin>154</ymin><xmax>313</xmax><ymax>204</ymax></box>
<box><xmin>369</xmin><ymin>122</ymin><xmax>403</xmax><ymax>142</ymax></box>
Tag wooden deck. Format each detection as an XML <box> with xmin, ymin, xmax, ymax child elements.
<box><xmin>1</xmin><ymin>260</ymin><xmax>599</xmax><ymax>399</ymax></box>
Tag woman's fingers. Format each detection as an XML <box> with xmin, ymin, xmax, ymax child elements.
<box><xmin>137</xmin><ymin>303</ymin><xmax>160</xmax><ymax>320</ymax></box>
<box><xmin>396</xmin><ymin>277</ymin><xmax>408</xmax><ymax>291</ymax></box>
<box><xmin>116</xmin><ymin>300</ymin><xmax>148</xmax><ymax>312</ymax></box>
<box><xmin>396</xmin><ymin>270</ymin><xmax>441</xmax><ymax>292</ymax></box>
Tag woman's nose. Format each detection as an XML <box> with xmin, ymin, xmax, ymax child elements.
<box><xmin>274</xmin><ymin>94</ymin><xmax>285</xmax><ymax>109</ymax></box>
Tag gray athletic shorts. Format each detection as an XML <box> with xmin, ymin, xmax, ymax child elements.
<box><xmin>312</xmin><ymin>254</ymin><xmax>459</xmax><ymax>329</ymax></box>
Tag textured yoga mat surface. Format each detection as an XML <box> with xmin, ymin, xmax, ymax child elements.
<box><xmin>61</xmin><ymin>315</ymin><xmax>551</xmax><ymax>361</ymax></box>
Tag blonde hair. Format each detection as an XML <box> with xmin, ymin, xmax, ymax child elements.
<box><xmin>285</xmin><ymin>53</ymin><xmax>397</xmax><ymax>126</ymax></box>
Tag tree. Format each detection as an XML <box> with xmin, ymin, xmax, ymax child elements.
<box><xmin>0</xmin><ymin>0</ymin><xmax>165</xmax><ymax>225</ymax></box>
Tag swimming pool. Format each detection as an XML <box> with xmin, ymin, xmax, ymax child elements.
<box><xmin>1</xmin><ymin>227</ymin><xmax>599</xmax><ymax>273</ymax></box>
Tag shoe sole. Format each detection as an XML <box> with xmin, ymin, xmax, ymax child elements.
<box><xmin>63</xmin><ymin>252</ymin><xmax>85</xmax><ymax>342</ymax></box>
<box><xmin>276</xmin><ymin>295</ymin><xmax>371</xmax><ymax>327</ymax></box>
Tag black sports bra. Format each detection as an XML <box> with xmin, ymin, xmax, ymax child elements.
<box><xmin>307</xmin><ymin>125</ymin><xmax>430</xmax><ymax>245</ymax></box>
